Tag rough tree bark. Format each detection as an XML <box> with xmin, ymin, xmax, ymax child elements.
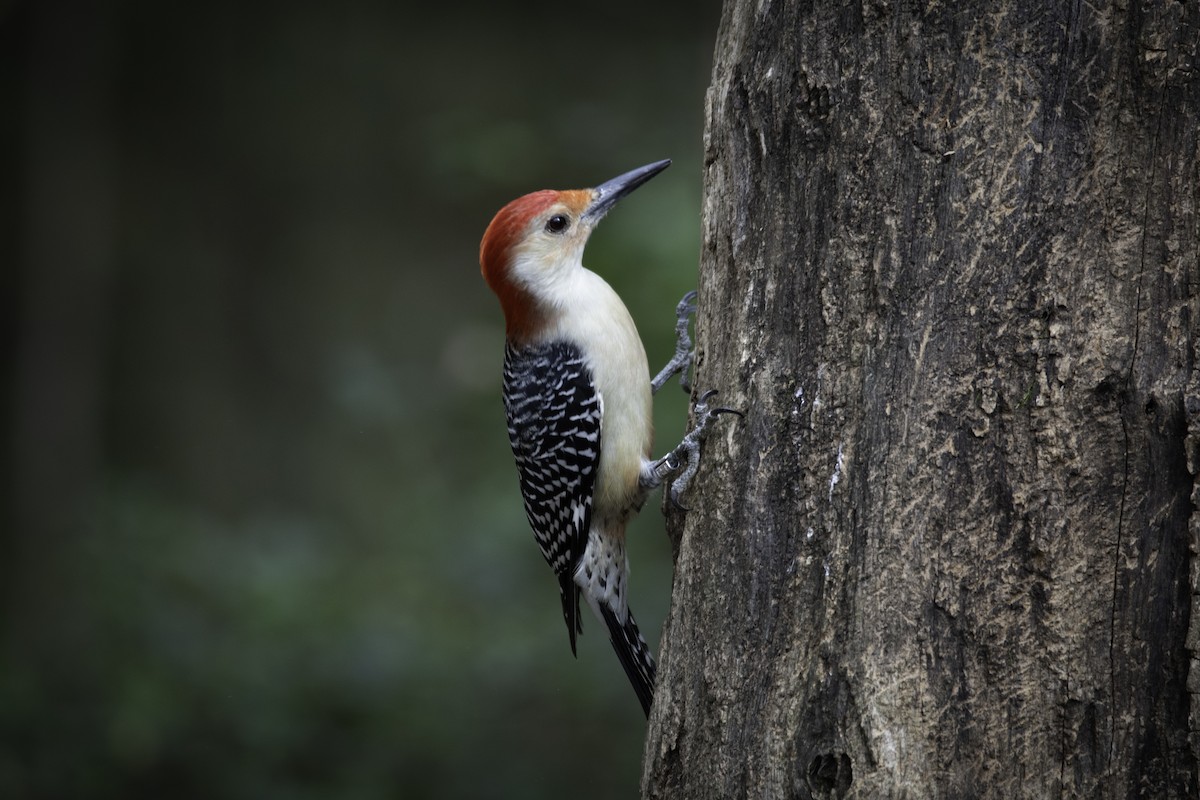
<box><xmin>643</xmin><ymin>2</ymin><xmax>1198</xmax><ymax>798</ymax></box>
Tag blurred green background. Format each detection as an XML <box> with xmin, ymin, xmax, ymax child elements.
<box><xmin>0</xmin><ymin>1</ymin><xmax>719</xmax><ymax>797</ymax></box>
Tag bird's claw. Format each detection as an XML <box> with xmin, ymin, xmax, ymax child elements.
<box><xmin>652</xmin><ymin>290</ymin><xmax>699</xmax><ymax>395</ymax></box>
<box><xmin>692</xmin><ymin>390</ymin><xmax>745</xmax><ymax>421</ymax></box>
<box><xmin>676</xmin><ymin>290</ymin><xmax>698</xmax><ymax>319</ymax></box>
<box><xmin>650</xmin><ymin>389</ymin><xmax>743</xmax><ymax>509</ymax></box>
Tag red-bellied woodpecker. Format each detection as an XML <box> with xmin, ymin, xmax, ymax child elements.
<box><xmin>479</xmin><ymin>159</ymin><xmax>738</xmax><ymax>716</ymax></box>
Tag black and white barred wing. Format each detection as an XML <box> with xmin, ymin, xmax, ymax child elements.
<box><xmin>502</xmin><ymin>341</ymin><xmax>602</xmax><ymax>652</ymax></box>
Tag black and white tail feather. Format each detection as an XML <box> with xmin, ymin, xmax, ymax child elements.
<box><xmin>502</xmin><ymin>340</ymin><xmax>657</xmax><ymax>716</ymax></box>
<box><xmin>600</xmin><ymin>605</ymin><xmax>656</xmax><ymax>716</ymax></box>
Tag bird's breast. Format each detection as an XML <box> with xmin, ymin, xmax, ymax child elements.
<box><xmin>545</xmin><ymin>270</ymin><xmax>653</xmax><ymax>523</ymax></box>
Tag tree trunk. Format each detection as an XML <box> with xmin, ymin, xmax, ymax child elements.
<box><xmin>643</xmin><ymin>2</ymin><xmax>1199</xmax><ymax>797</ymax></box>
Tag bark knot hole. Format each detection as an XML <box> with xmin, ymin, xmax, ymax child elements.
<box><xmin>805</xmin><ymin>750</ymin><xmax>852</xmax><ymax>798</ymax></box>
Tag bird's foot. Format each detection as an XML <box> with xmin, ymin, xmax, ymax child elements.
<box><xmin>651</xmin><ymin>290</ymin><xmax>697</xmax><ymax>395</ymax></box>
<box><xmin>643</xmin><ymin>389</ymin><xmax>743</xmax><ymax>509</ymax></box>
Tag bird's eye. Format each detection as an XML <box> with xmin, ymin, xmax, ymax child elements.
<box><xmin>544</xmin><ymin>214</ymin><xmax>571</xmax><ymax>234</ymax></box>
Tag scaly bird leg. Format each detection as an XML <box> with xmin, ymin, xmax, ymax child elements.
<box><xmin>651</xmin><ymin>290</ymin><xmax>697</xmax><ymax>395</ymax></box>
<box><xmin>642</xmin><ymin>389</ymin><xmax>743</xmax><ymax>509</ymax></box>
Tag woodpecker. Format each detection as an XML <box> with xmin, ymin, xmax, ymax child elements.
<box><xmin>479</xmin><ymin>159</ymin><xmax>736</xmax><ymax>716</ymax></box>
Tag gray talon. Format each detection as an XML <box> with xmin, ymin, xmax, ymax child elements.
<box><xmin>678</xmin><ymin>290</ymin><xmax>697</xmax><ymax>317</ymax></box>
<box><xmin>651</xmin><ymin>290</ymin><xmax>699</xmax><ymax>395</ymax></box>
<box><xmin>642</xmin><ymin>388</ymin><xmax>741</xmax><ymax>507</ymax></box>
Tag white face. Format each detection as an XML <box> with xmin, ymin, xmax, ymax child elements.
<box><xmin>507</xmin><ymin>197</ymin><xmax>597</xmax><ymax>295</ymax></box>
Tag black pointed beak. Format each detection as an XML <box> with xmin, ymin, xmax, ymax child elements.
<box><xmin>582</xmin><ymin>159</ymin><xmax>671</xmax><ymax>223</ymax></box>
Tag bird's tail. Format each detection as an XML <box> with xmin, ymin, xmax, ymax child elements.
<box><xmin>558</xmin><ymin>576</ymin><xmax>583</xmax><ymax>655</ymax></box>
<box><xmin>600</xmin><ymin>604</ymin><xmax>657</xmax><ymax>717</ymax></box>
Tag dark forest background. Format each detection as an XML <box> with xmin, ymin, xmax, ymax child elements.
<box><xmin>0</xmin><ymin>2</ymin><xmax>720</xmax><ymax>797</ymax></box>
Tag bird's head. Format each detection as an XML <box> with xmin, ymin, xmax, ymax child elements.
<box><xmin>480</xmin><ymin>159</ymin><xmax>671</xmax><ymax>340</ymax></box>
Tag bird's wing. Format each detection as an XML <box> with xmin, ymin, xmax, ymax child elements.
<box><xmin>502</xmin><ymin>340</ymin><xmax>602</xmax><ymax>654</ymax></box>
